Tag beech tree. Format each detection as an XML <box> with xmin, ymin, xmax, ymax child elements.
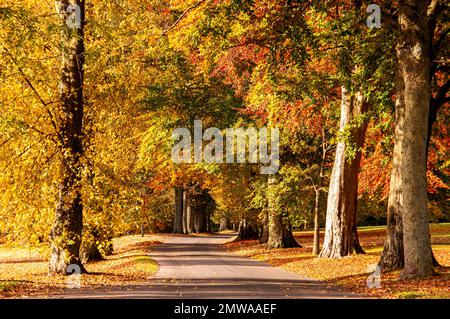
<box><xmin>379</xmin><ymin>0</ymin><xmax>448</xmax><ymax>278</ymax></box>
<box><xmin>319</xmin><ymin>86</ymin><xmax>368</xmax><ymax>258</ymax></box>
<box><xmin>49</xmin><ymin>0</ymin><xmax>86</xmax><ymax>274</ymax></box>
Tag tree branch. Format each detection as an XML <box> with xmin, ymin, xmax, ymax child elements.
<box><xmin>2</xmin><ymin>46</ymin><xmax>62</xmax><ymax>143</ymax></box>
<box><xmin>160</xmin><ymin>0</ymin><xmax>208</xmax><ymax>37</ymax></box>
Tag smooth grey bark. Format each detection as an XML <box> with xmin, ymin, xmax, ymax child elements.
<box><xmin>186</xmin><ymin>203</ymin><xmax>194</xmax><ymax>234</ymax></box>
<box><xmin>50</xmin><ymin>0</ymin><xmax>86</xmax><ymax>274</ymax></box>
<box><xmin>319</xmin><ymin>86</ymin><xmax>367</xmax><ymax>258</ymax></box>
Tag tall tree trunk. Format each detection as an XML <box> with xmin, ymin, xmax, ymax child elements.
<box><xmin>182</xmin><ymin>188</ymin><xmax>189</xmax><ymax>233</ymax></box>
<box><xmin>312</xmin><ymin>189</ymin><xmax>321</xmax><ymax>255</ymax></box>
<box><xmin>173</xmin><ymin>186</ymin><xmax>184</xmax><ymax>233</ymax></box>
<box><xmin>319</xmin><ymin>87</ymin><xmax>367</xmax><ymax>258</ymax></box>
<box><xmin>193</xmin><ymin>206</ymin><xmax>206</xmax><ymax>233</ymax></box>
<box><xmin>186</xmin><ymin>203</ymin><xmax>194</xmax><ymax>234</ymax></box>
<box><xmin>50</xmin><ymin>0</ymin><xmax>86</xmax><ymax>274</ymax></box>
<box><xmin>312</xmin><ymin>131</ymin><xmax>329</xmax><ymax>255</ymax></box>
<box><xmin>205</xmin><ymin>210</ymin><xmax>211</xmax><ymax>233</ymax></box>
<box><xmin>259</xmin><ymin>211</ymin><xmax>269</xmax><ymax>244</ymax></box>
<box><xmin>267</xmin><ymin>176</ymin><xmax>300</xmax><ymax>249</ymax></box>
<box><xmin>379</xmin><ymin>58</ymin><xmax>405</xmax><ymax>271</ymax></box>
<box><xmin>219</xmin><ymin>214</ymin><xmax>231</xmax><ymax>232</ymax></box>
<box><xmin>397</xmin><ymin>1</ymin><xmax>433</xmax><ymax>279</ymax></box>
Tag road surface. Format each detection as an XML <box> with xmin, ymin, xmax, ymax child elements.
<box><xmin>46</xmin><ymin>233</ymin><xmax>360</xmax><ymax>299</ymax></box>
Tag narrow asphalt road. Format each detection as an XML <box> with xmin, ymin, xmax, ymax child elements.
<box><xmin>47</xmin><ymin>233</ymin><xmax>360</xmax><ymax>299</ymax></box>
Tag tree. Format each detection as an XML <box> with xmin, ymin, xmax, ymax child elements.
<box><xmin>379</xmin><ymin>0</ymin><xmax>448</xmax><ymax>278</ymax></box>
<box><xmin>390</xmin><ymin>0</ymin><xmax>438</xmax><ymax>278</ymax></box>
<box><xmin>320</xmin><ymin>86</ymin><xmax>368</xmax><ymax>258</ymax></box>
<box><xmin>173</xmin><ymin>186</ymin><xmax>184</xmax><ymax>233</ymax></box>
<box><xmin>266</xmin><ymin>175</ymin><xmax>300</xmax><ymax>249</ymax></box>
<box><xmin>49</xmin><ymin>0</ymin><xmax>86</xmax><ymax>274</ymax></box>
<box><xmin>379</xmin><ymin>59</ymin><xmax>406</xmax><ymax>270</ymax></box>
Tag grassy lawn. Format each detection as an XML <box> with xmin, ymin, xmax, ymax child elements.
<box><xmin>225</xmin><ymin>223</ymin><xmax>450</xmax><ymax>299</ymax></box>
<box><xmin>0</xmin><ymin>235</ymin><xmax>161</xmax><ymax>298</ymax></box>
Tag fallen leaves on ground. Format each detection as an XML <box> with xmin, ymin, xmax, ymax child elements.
<box><xmin>0</xmin><ymin>235</ymin><xmax>162</xmax><ymax>298</ymax></box>
<box><xmin>224</xmin><ymin>223</ymin><xmax>450</xmax><ymax>299</ymax></box>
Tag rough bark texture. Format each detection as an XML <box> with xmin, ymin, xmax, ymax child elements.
<box><xmin>380</xmin><ymin>59</ymin><xmax>405</xmax><ymax>271</ymax></box>
<box><xmin>397</xmin><ymin>0</ymin><xmax>434</xmax><ymax>279</ymax></box>
<box><xmin>50</xmin><ymin>0</ymin><xmax>86</xmax><ymax>274</ymax></box>
<box><xmin>319</xmin><ymin>87</ymin><xmax>367</xmax><ymax>258</ymax></box>
<box><xmin>267</xmin><ymin>213</ymin><xmax>300</xmax><ymax>249</ymax></box>
<box><xmin>267</xmin><ymin>176</ymin><xmax>300</xmax><ymax>249</ymax></box>
<box><xmin>173</xmin><ymin>187</ymin><xmax>184</xmax><ymax>233</ymax></box>
<box><xmin>236</xmin><ymin>219</ymin><xmax>260</xmax><ymax>240</ymax></box>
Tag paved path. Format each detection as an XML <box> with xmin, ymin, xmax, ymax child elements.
<box><xmin>47</xmin><ymin>233</ymin><xmax>360</xmax><ymax>299</ymax></box>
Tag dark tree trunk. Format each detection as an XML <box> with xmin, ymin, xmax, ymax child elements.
<box><xmin>80</xmin><ymin>227</ymin><xmax>106</xmax><ymax>264</ymax></box>
<box><xmin>205</xmin><ymin>211</ymin><xmax>211</xmax><ymax>233</ymax></box>
<box><xmin>320</xmin><ymin>87</ymin><xmax>367</xmax><ymax>258</ymax></box>
<box><xmin>267</xmin><ymin>213</ymin><xmax>300</xmax><ymax>249</ymax></box>
<box><xmin>50</xmin><ymin>0</ymin><xmax>86</xmax><ymax>274</ymax></box>
<box><xmin>259</xmin><ymin>211</ymin><xmax>269</xmax><ymax>244</ymax></box>
<box><xmin>193</xmin><ymin>206</ymin><xmax>206</xmax><ymax>233</ymax></box>
<box><xmin>182</xmin><ymin>189</ymin><xmax>189</xmax><ymax>233</ymax></box>
<box><xmin>236</xmin><ymin>219</ymin><xmax>259</xmax><ymax>240</ymax></box>
<box><xmin>267</xmin><ymin>176</ymin><xmax>300</xmax><ymax>249</ymax></box>
<box><xmin>173</xmin><ymin>186</ymin><xmax>184</xmax><ymax>233</ymax></box>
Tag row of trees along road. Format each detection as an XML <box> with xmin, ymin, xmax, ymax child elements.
<box><xmin>0</xmin><ymin>1</ymin><xmax>448</xmax><ymax>280</ymax></box>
